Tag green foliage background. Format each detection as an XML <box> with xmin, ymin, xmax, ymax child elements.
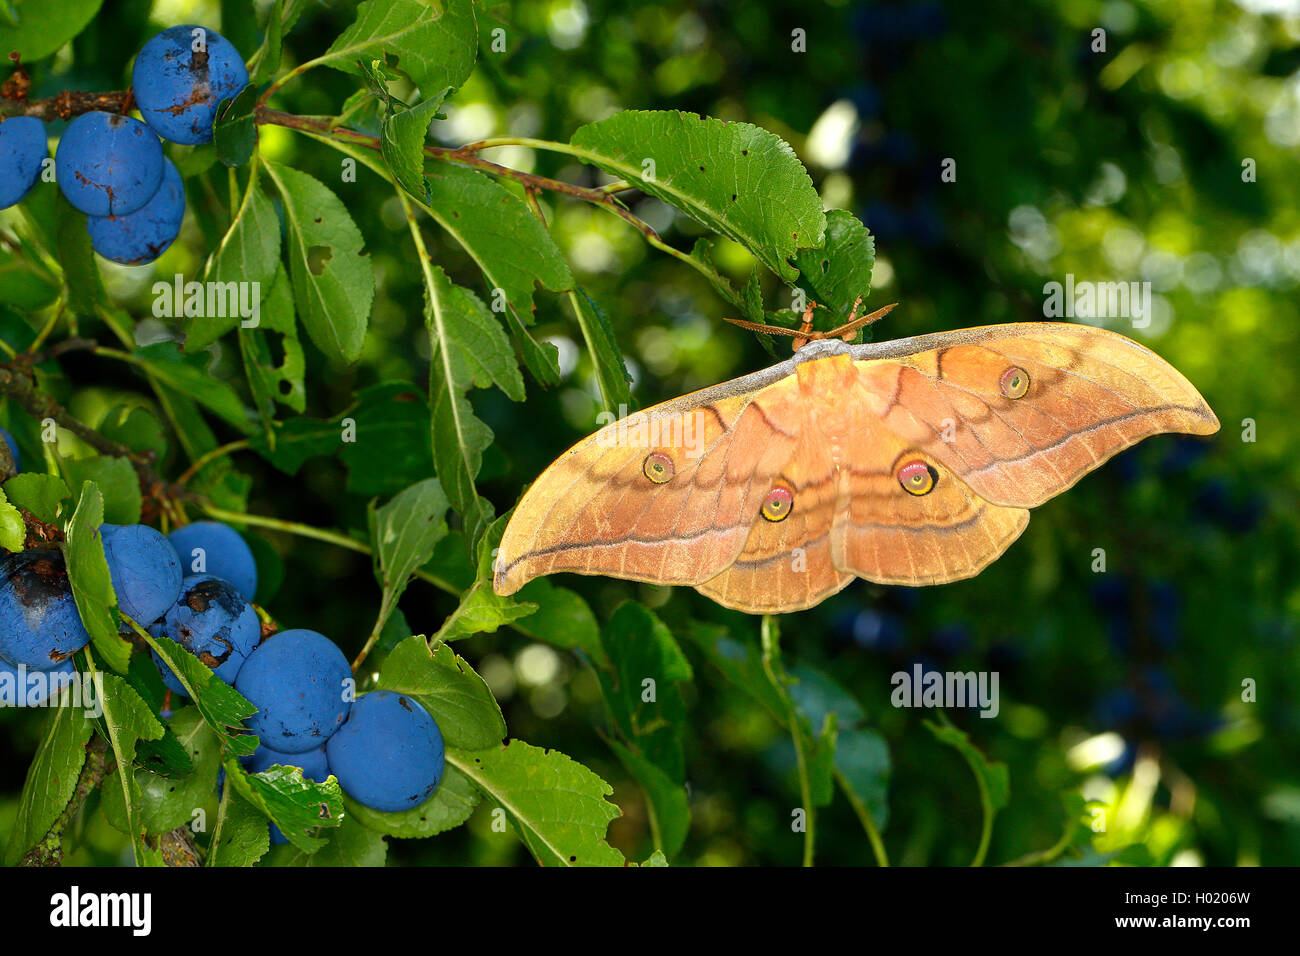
<box><xmin>1</xmin><ymin>0</ymin><xmax>1297</xmax><ymax>866</ymax></box>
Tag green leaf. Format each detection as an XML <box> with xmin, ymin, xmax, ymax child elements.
<box><xmin>376</xmin><ymin>636</ymin><xmax>506</xmax><ymax>750</ymax></box>
<box><xmin>0</xmin><ymin>485</ymin><xmax>23</xmax><ymax>552</ymax></box>
<box><xmin>240</xmin><ymin>263</ymin><xmax>305</xmax><ymax>432</ymax></box>
<box><xmin>368</xmin><ymin>479</ymin><xmax>450</xmax><ymax>638</ymax></box>
<box><xmin>512</xmin><ymin>578</ymin><xmax>605</xmax><ymax>665</ymax></box>
<box><xmin>436</xmin><ymin>514</ymin><xmax>536</xmax><ymax>641</ymax></box>
<box><xmin>250</xmin><ymin>382</ymin><xmax>433</xmax><ymax>496</ymax></box>
<box><xmin>607</xmin><ymin>739</ymin><xmax>689</xmax><ymax>860</ymax></box>
<box><xmin>3</xmin><ymin>474</ymin><xmax>69</xmax><ymax>524</ymax></box>
<box><xmin>425</xmin><ymin>263</ymin><xmax>525</xmax><ymax>400</ymax></box>
<box><xmin>3</xmin><ymin>700</ymin><xmax>94</xmax><ymax>865</ymax></box>
<box><xmin>223</xmin><ymin>758</ymin><xmax>345</xmax><ymax>854</ymax></box>
<box><xmin>131</xmin><ymin>342</ymin><xmax>251</xmax><ymax>430</ymax></box>
<box><xmin>570</xmin><ymin>111</ymin><xmax>826</xmax><ymax>281</ymax></box>
<box><xmin>54</xmin><ymin>193</ymin><xmax>105</xmax><ymax>316</ymax></box>
<box><xmin>835</xmin><ymin>728</ymin><xmax>891</xmax><ymax>831</ymax></box>
<box><xmin>264</xmin><ymin>161</ymin><xmax>374</xmax><ymax>364</ymax></box>
<box><xmin>209</xmin><ymin>788</ymin><xmax>270</xmax><ymax>866</ymax></box>
<box><xmin>213</xmin><ymin>83</ymin><xmax>260</xmax><ymax>168</ymax></box>
<box><xmin>144</xmin><ymin>632</ymin><xmax>259</xmax><ymax>757</ymax></box>
<box><xmin>793</xmin><ymin>209</ymin><xmax>875</xmax><ymax>323</ymax></box>
<box><xmin>102</xmin><ymin>707</ymin><xmax>221</xmax><ymax>836</ymax></box>
<box><xmin>421</xmin><ymin>164</ymin><xmax>573</xmax><ymax>333</ymax></box>
<box><xmin>0</xmin><ymin>0</ymin><xmax>104</xmax><ymax>69</ymax></box>
<box><xmin>344</xmin><ymin>765</ymin><xmax>479</xmax><ymax>838</ymax></box>
<box><xmin>598</xmin><ymin>602</ymin><xmax>692</xmax><ymax>781</ymax></box>
<box><xmin>62</xmin><ymin>456</ymin><xmax>141</xmax><ymax>526</ymax></box>
<box><xmin>192</xmin><ymin>167</ymin><xmax>281</xmax><ymax>350</ymax></box>
<box><xmin>925</xmin><ymin>720</ymin><xmax>1011</xmax><ymax>812</ymax></box>
<box><xmin>98</xmin><ymin>405</ymin><xmax>167</xmax><ymax>461</ymax></box>
<box><xmin>683</xmin><ymin>621</ymin><xmax>786</xmax><ymax>718</ymax></box>
<box><xmin>100</xmin><ymin>671</ymin><xmax>167</xmax><ymax>865</ymax></box>
<box><xmin>569</xmin><ymin>288</ymin><xmax>631</xmax><ymax>414</ymax></box>
<box><xmin>381</xmin><ymin>87</ymin><xmax>450</xmax><ymax>202</ymax></box>
<box><xmin>449</xmin><ymin>740</ymin><xmax>625</xmax><ymax>867</ymax></box>
<box><xmin>425</xmin><ymin>266</ymin><xmax>521</xmax><ymax>541</ymax></box>
<box><xmin>296</xmin><ymin>815</ymin><xmax>388</xmax><ymax>866</ymax></box>
<box><xmin>63</xmin><ymin>483</ymin><xmax>129</xmax><ymax>672</ymax></box>
<box><xmin>322</xmin><ymin>0</ymin><xmax>478</xmax><ymax>96</ymax></box>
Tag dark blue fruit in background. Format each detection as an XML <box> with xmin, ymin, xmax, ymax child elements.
<box><xmin>0</xmin><ymin>117</ymin><xmax>47</xmax><ymax>209</ymax></box>
<box><xmin>167</xmin><ymin>521</ymin><xmax>257</xmax><ymax>601</ymax></box>
<box><xmin>236</xmin><ymin>629</ymin><xmax>352</xmax><ymax>754</ymax></box>
<box><xmin>0</xmin><ymin>550</ymin><xmax>91</xmax><ymax>668</ymax></box>
<box><xmin>326</xmin><ymin>690</ymin><xmax>445</xmax><ymax>812</ymax></box>
<box><xmin>102</xmin><ymin>523</ymin><xmax>182</xmax><ymax>625</ymax></box>
<box><xmin>132</xmin><ymin>25</ymin><xmax>249</xmax><ymax>145</ymax></box>
<box><xmin>86</xmin><ymin>158</ymin><xmax>185</xmax><ymax>265</ymax></box>
<box><xmin>55</xmin><ymin>111</ymin><xmax>163</xmax><ymax>216</ymax></box>
<box><xmin>1</xmin><ymin>427</ymin><xmax>19</xmax><ymax>473</ymax></box>
<box><xmin>241</xmin><ymin>743</ymin><xmax>332</xmax><ymax>845</ymax></box>
<box><xmin>150</xmin><ymin>574</ymin><xmax>259</xmax><ymax>694</ymax></box>
<box><xmin>0</xmin><ymin>657</ymin><xmax>75</xmax><ymax>706</ymax></box>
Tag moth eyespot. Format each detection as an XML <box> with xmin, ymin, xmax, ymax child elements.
<box><xmin>762</xmin><ymin>486</ymin><xmax>794</xmax><ymax>522</ymax></box>
<box><xmin>643</xmin><ymin>453</ymin><xmax>675</xmax><ymax>484</ymax></box>
<box><xmin>897</xmin><ymin>460</ymin><xmax>938</xmax><ymax>496</ymax></box>
<box><xmin>1000</xmin><ymin>366</ymin><xmax>1030</xmax><ymax>399</ymax></box>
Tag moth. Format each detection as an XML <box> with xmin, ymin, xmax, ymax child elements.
<box><xmin>493</xmin><ymin>302</ymin><xmax>1218</xmax><ymax>614</ymax></box>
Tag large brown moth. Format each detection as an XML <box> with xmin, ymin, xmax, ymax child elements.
<box><xmin>493</xmin><ymin>303</ymin><xmax>1218</xmax><ymax>613</ymax></box>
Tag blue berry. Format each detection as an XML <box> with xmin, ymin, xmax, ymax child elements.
<box><xmin>1</xmin><ymin>427</ymin><xmax>19</xmax><ymax>473</ymax></box>
<box><xmin>0</xmin><ymin>657</ymin><xmax>76</xmax><ymax>706</ymax></box>
<box><xmin>167</xmin><ymin>522</ymin><xmax>257</xmax><ymax>601</ymax></box>
<box><xmin>236</xmin><ymin>629</ymin><xmax>352</xmax><ymax>754</ymax></box>
<box><xmin>102</xmin><ymin>523</ymin><xmax>183</xmax><ymax>625</ymax></box>
<box><xmin>132</xmin><ymin>25</ymin><xmax>249</xmax><ymax>145</ymax></box>
<box><xmin>150</xmin><ymin>574</ymin><xmax>259</xmax><ymax>695</ymax></box>
<box><xmin>326</xmin><ymin>690</ymin><xmax>445</xmax><ymax>812</ymax></box>
<box><xmin>0</xmin><ymin>550</ymin><xmax>91</xmax><ymax>669</ymax></box>
<box><xmin>55</xmin><ymin>111</ymin><xmax>163</xmax><ymax>217</ymax></box>
<box><xmin>86</xmin><ymin>158</ymin><xmax>185</xmax><ymax>265</ymax></box>
<box><xmin>0</xmin><ymin>117</ymin><xmax>47</xmax><ymax>209</ymax></box>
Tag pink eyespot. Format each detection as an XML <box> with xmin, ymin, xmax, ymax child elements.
<box><xmin>1000</xmin><ymin>366</ymin><xmax>1030</xmax><ymax>399</ymax></box>
<box><xmin>762</xmin><ymin>486</ymin><xmax>794</xmax><ymax>522</ymax></box>
<box><xmin>643</xmin><ymin>453</ymin><xmax>675</xmax><ymax>483</ymax></box>
<box><xmin>898</xmin><ymin>460</ymin><xmax>937</xmax><ymax>496</ymax></box>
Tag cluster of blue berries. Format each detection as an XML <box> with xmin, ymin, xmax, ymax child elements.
<box><xmin>0</xmin><ymin>25</ymin><xmax>247</xmax><ymax>264</ymax></box>
<box><xmin>1</xmin><ymin>508</ymin><xmax>446</xmax><ymax>825</ymax></box>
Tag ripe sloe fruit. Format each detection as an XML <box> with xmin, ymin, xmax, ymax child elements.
<box><xmin>167</xmin><ymin>521</ymin><xmax>257</xmax><ymax>601</ymax></box>
<box><xmin>0</xmin><ymin>550</ymin><xmax>91</xmax><ymax>669</ymax></box>
<box><xmin>101</xmin><ymin>523</ymin><xmax>183</xmax><ymax>625</ymax></box>
<box><xmin>327</xmin><ymin>690</ymin><xmax>445</xmax><ymax>812</ymax></box>
<box><xmin>86</xmin><ymin>158</ymin><xmax>185</xmax><ymax>265</ymax></box>
<box><xmin>132</xmin><ymin>25</ymin><xmax>249</xmax><ymax>145</ymax></box>
<box><xmin>0</xmin><ymin>117</ymin><xmax>47</xmax><ymax>209</ymax></box>
<box><xmin>55</xmin><ymin>111</ymin><xmax>163</xmax><ymax>217</ymax></box>
<box><xmin>150</xmin><ymin>574</ymin><xmax>259</xmax><ymax>695</ymax></box>
<box><xmin>235</xmin><ymin>629</ymin><xmax>352</xmax><ymax>754</ymax></box>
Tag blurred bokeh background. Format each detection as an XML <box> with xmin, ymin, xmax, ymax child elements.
<box><xmin>2</xmin><ymin>0</ymin><xmax>1298</xmax><ymax>866</ymax></box>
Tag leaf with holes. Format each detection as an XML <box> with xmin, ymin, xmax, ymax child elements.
<box><xmin>570</xmin><ymin>111</ymin><xmax>825</xmax><ymax>281</ymax></box>
<box><xmin>793</xmin><ymin>209</ymin><xmax>875</xmax><ymax>324</ymax></box>
<box><xmin>265</xmin><ymin>162</ymin><xmax>374</xmax><ymax>364</ymax></box>
<box><xmin>322</xmin><ymin>0</ymin><xmax>477</xmax><ymax>96</ymax></box>
<box><xmin>450</xmin><ymin>740</ymin><xmax>625</xmax><ymax>867</ymax></box>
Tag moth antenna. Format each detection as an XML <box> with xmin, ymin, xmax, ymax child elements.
<box><xmin>829</xmin><ymin>301</ymin><xmax>898</xmax><ymax>341</ymax></box>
